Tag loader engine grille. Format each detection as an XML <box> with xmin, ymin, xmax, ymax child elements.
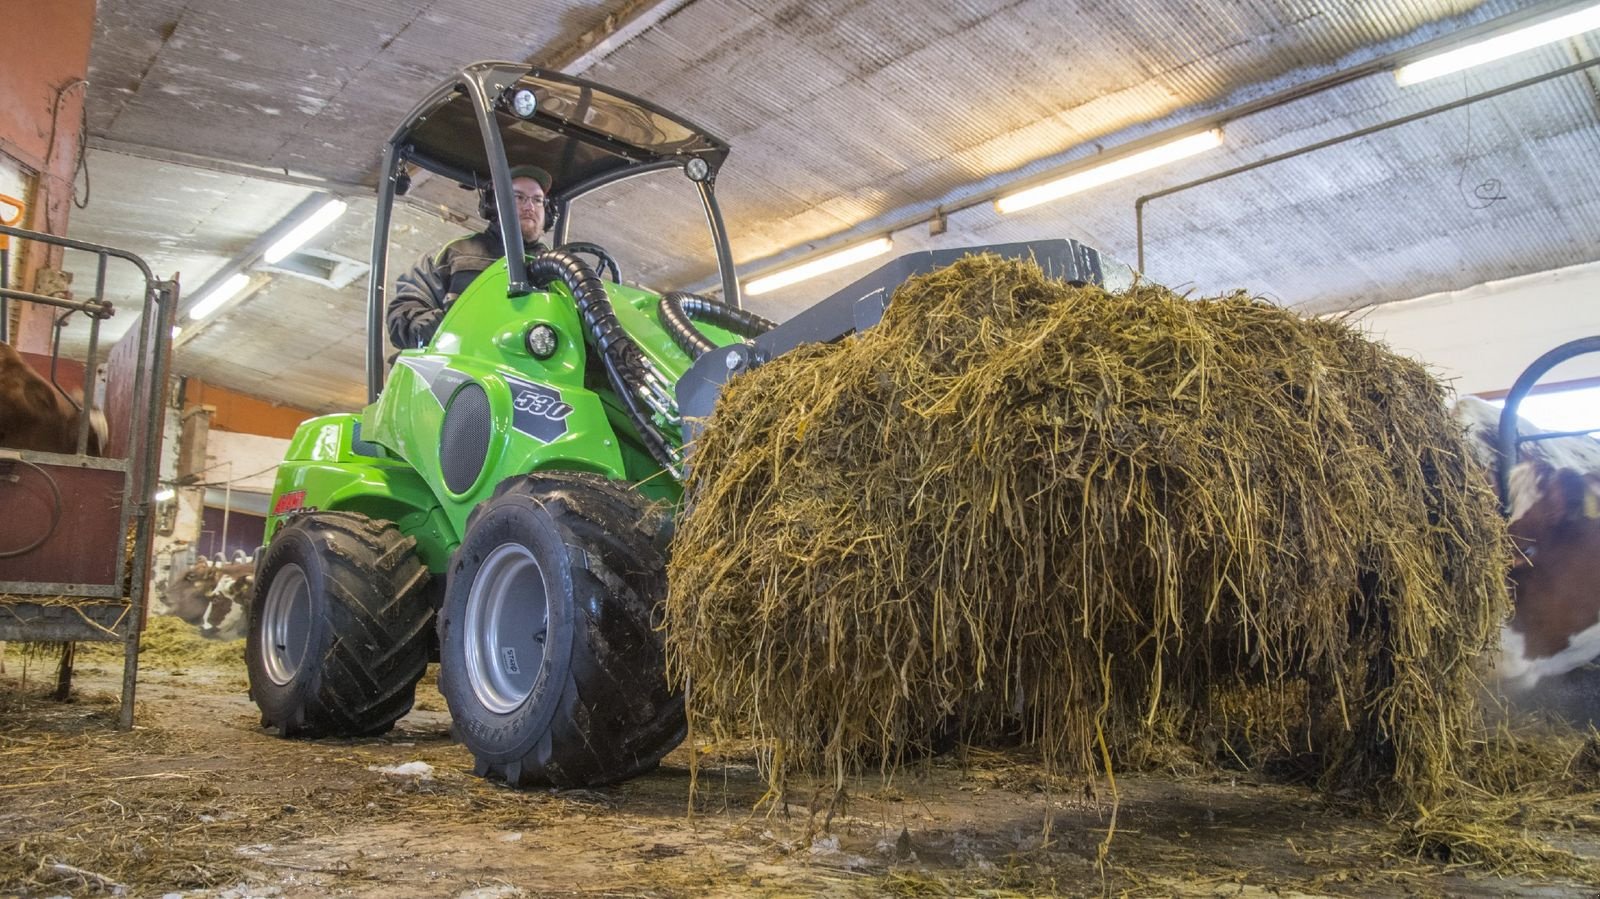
<box><xmin>440</xmin><ymin>382</ymin><xmax>491</xmax><ymax>494</ymax></box>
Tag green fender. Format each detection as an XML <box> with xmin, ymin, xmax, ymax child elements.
<box><xmin>265</xmin><ymin>413</ymin><xmax>457</xmax><ymax>573</ymax></box>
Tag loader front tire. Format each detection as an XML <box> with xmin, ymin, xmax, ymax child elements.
<box><xmin>246</xmin><ymin>512</ymin><xmax>433</xmax><ymax>738</ymax></box>
<box><xmin>438</xmin><ymin>472</ymin><xmax>684</xmax><ymax>788</ymax></box>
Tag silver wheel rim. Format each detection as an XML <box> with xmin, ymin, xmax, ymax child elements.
<box><xmin>262</xmin><ymin>562</ymin><xmax>312</xmax><ymax>686</ymax></box>
<box><xmin>464</xmin><ymin>543</ymin><xmax>549</xmax><ymax>715</ymax></box>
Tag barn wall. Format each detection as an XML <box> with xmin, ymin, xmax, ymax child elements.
<box><xmin>184</xmin><ymin>378</ymin><xmax>317</xmax><ymax>439</ymax></box>
<box><xmin>1353</xmin><ymin>259</ymin><xmax>1600</xmax><ymax>397</ymax></box>
<box><xmin>204</xmin><ymin>430</ymin><xmax>291</xmax><ymax>494</ymax></box>
<box><xmin>0</xmin><ymin>0</ymin><xmax>96</xmax><ymax>353</ymax></box>
<box><xmin>152</xmin><ymin>378</ymin><xmax>306</xmax><ymax>607</ymax></box>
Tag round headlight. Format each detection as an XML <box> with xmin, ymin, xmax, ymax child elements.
<box><xmin>684</xmin><ymin>157</ymin><xmax>710</xmax><ymax>182</ymax></box>
<box><xmin>509</xmin><ymin>88</ymin><xmax>538</xmax><ymax>119</ymax></box>
<box><xmin>525</xmin><ymin>323</ymin><xmax>558</xmax><ymax>359</ymax></box>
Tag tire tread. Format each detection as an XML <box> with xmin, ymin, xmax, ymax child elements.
<box><xmin>248</xmin><ymin>511</ymin><xmax>433</xmax><ymax>738</ymax></box>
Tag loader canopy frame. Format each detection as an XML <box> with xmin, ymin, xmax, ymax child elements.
<box><xmin>366</xmin><ymin>61</ymin><xmax>739</xmax><ymax>401</ymax></box>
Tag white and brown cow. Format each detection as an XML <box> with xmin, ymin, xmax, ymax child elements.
<box><xmin>1497</xmin><ymin>460</ymin><xmax>1600</xmax><ymax>690</ymax></box>
<box><xmin>1454</xmin><ymin>397</ymin><xmax>1600</xmax><ymax>700</ymax></box>
<box><xmin>161</xmin><ymin>558</ymin><xmax>254</xmax><ymax>640</ymax></box>
<box><xmin>199</xmin><ymin>561</ymin><xmax>254</xmax><ymax>640</ymax></box>
<box><xmin>1455</xmin><ymin>396</ymin><xmax>1600</xmax><ymax>474</ymax></box>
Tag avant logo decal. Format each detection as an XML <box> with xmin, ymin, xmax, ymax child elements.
<box><xmin>505</xmin><ymin>375</ymin><xmax>573</xmax><ymax>444</ymax></box>
<box><xmin>311</xmin><ymin>424</ymin><xmax>341</xmax><ymax>461</ymax></box>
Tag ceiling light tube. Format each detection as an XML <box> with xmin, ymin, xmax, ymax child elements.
<box><xmin>996</xmin><ymin>129</ymin><xmax>1225</xmax><ymax>215</ymax></box>
<box><xmin>263</xmin><ymin>197</ymin><xmax>349</xmax><ymax>264</ymax></box>
<box><xmin>153</xmin><ymin>488</ymin><xmax>175</xmax><ymax>502</ymax></box>
<box><xmin>188</xmin><ymin>272</ymin><xmax>251</xmax><ymax>321</ymax></box>
<box><xmin>1395</xmin><ymin>4</ymin><xmax>1600</xmax><ymax>86</ymax></box>
<box><xmin>745</xmin><ymin>237</ymin><xmax>894</xmax><ymax>295</ymax></box>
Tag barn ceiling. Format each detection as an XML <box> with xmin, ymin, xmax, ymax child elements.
<box><xmin>53</xmin><ymin>0</ymin><xmax>1600</xmax><ymax>414</ymax></box>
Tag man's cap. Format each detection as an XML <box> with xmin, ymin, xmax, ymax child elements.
<box><xmin>508</xmin><ymin>164</ymin><xmax>552</xmax><ymax>191</ymax></box>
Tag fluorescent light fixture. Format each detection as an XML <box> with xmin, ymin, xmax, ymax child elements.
<box><xmin>153</xmin><ymin>488</ymin><xmax>175</xmax><ymax>502</ymax></box>
<box><xmin>996</xmin><ymin>129</ymin><xmax>1224</xmax><ymax>214</ymax></box>
<box><xmin>263</xmin><ymin>197</ymin><xmax>348</xmax><ymax>264</ymax></box>
<box><xmin>745</xmin><ymin>237</ymin><xmax>894</xmax><ymax>295</ymax></box>
<box><xmin>188</xmin><ymin>272</ymin><xmax>250</xmax><ymax>321</ymax></box>
<box><xmin>1395</xmin><ymin>4</ymin><xmax>1600</xmax><ymax>86</ymax></box>
<box><xmin>170</xmin><ymin>325</ymin><xmax>181</xmax><ymax>339</ymax></box>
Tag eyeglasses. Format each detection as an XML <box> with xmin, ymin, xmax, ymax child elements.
<box><xmin>512</xmin><ymin>191</ymin><xmax>544</xmax><ymax>209</ymax></box>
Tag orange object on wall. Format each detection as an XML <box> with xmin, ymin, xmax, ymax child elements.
<box><xmin>183</xmin><ymin>379</ymin><xmax>318</xmax><ymax>439</ymax></box>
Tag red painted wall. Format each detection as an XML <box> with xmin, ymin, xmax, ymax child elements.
<box><xmin>17</xmin><ymin>349</ymin><xmax>86</xmax><ymax>397</ymax></box>
<box><xmin>0</xmin><ymin>0</ymin><xmax>96</xmax><ymax>353</ymax></box>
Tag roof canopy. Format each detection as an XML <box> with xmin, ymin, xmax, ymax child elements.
<box><xmin>394</xmin><ymin>62</ymin><xmax>730</xmax><ymax>196</ymax></box>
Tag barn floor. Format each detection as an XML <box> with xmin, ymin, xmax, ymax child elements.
<box><xmin>2</xmin><ymin>631</ymin><xmax>1598</xmax><ymax>898</ymax></box>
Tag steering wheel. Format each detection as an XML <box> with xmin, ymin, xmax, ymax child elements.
<box><xmin>558</xmin><ymin>241</ymin><xmax>621</xmax><ymax>284</ymax></box>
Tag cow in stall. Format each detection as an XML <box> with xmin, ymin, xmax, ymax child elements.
<box><xmin>162</xmin><ymin>560</ymin><xmax>219</xmax><ymax>623</ymax></box>
<box><xmin>160</xmin><ymin>557</ymin><xmax>253</xmax><ymax>641</ymax></box>
<box><xmin>0</xmin><ymin>340</ymin><xmax>106</xmax><ymax>454</ymax></box>
<box><xmin>1497</xmin><ymin>461</ymin><xmax>1600</xmax><ymax>690</ymax></box>
<box><xmin>1454</xmin><ymin>397</ymin><xmax>1600</xmax><ymax>718</ymax></box>
<box><xmin>200</xmin><ymin>560</ymin><xmax>254</xmax><ymax>640</ymax></box>
<box><xmin>1</xmin><ymin>341</ymin><xmax>109</xmax><ymax>692</ymax></box>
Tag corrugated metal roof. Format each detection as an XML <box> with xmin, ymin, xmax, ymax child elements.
<box><xmin>51</xmin><ymin>0</ymin><xmax>1600</xmax><ymax>413</ymax></box>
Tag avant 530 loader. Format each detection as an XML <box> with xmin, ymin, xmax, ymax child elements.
<box><xmin>248</xmin><ymin>62</ymin><xmax>1129</xmax><ymax>787</ymax></box>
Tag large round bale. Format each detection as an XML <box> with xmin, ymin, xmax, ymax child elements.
<box><xmin>665</xmin><ymin>255</ymin><xmax>1509</xmax><ymax>807</ymax></box>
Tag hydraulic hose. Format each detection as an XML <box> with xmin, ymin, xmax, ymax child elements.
<box><xmin>658</xmin><ymin>291</ymin><xmax>776</xmax><ymax>360</ymax></box>
<box><xmin>0</xmin><ymin>458</ymin><xmax>63</xmax><ymax>558</ymax></box>
<box><xmin>525</xmin><ymin>250</ymin><xmax>680</xmax><ymax>476</ymax></box>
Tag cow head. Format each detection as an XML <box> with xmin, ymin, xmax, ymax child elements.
<box><xmin>1499</xmin><ymin>460</ymin><xmax>1600</xmax><ymax>689</ymax></box>
<box><xmin>0</xmin><ymin>341</ymin><xmax>109</xmax><ymax>456</ymax></box>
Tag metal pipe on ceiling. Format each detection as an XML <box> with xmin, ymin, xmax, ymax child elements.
<box><xmin>1134</xmin><ymin>56</ymin><xmax>1600</xmax><ymax>273</ymax></box>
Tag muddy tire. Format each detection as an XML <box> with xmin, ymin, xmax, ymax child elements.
<box><xmin>438</xmin><ymin>472</ymin><xmax>684</xmax><ymax>787</ymax></box>
<box><xmin>246</xmin><ymin>511</ymin><xmax>433</xmax><ymax>738</ymax></box>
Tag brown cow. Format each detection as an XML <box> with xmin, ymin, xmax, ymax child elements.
<box><xmin>0</xmin><ymin>340</ymin><xmax>105</xmax><ymax>454</ymax></box>
<box><xmin>1497</xmin><ymin>460</ymin><xmax>1600</xmax><ymax>690</ymax></box>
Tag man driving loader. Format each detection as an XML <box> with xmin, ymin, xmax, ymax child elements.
<box><xmin>386</xmin><ymin>164</ymin><xmax>553</xmax><ymax>348</ymax></box>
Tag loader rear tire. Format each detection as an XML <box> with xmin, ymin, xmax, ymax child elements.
<box><xmin>438</xmin><ymin>472</ymin><xmax>684</xmax><ymax>788</ymax></box>
<box><xmin>246</xmin><ymin>512</ymin><xmax>433</xmax><ymax>738</ymax></box>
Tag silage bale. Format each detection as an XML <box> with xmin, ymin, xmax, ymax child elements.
<box><xmin>665</xmin><ymin>255</ymin><xmax>1508</xmax><ymax>808</ymax></box>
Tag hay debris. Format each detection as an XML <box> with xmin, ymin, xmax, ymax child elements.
<box><xmin>667</xmin><ymin>254</ymin><xmax>1508</xmax><ymax>813</ymax></box>
<box><xmin>76</xmin><ymin>614</ymin><xmax>245</xmax><ymax>668</ymax></box>
<box><xmin>0</xmin><ymin>682</ymin><xmax>583</xmax><ymax>895</ymax></box>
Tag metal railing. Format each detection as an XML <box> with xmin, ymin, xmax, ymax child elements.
<box><xmin>0</xmin><ymin>223</ymin><xmax>178</xmax><ymax>728</ymax></box>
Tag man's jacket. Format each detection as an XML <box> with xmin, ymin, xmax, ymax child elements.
<box><xmin>387</xmin><ymin>227</ymin><xmax>547</xmax><ymax>348</ymax></box>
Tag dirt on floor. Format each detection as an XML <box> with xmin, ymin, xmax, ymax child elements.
<box><xmin>2</xmin><ymin>633</ymin><xmax>1599</xmax><ymax>898</ymax></box>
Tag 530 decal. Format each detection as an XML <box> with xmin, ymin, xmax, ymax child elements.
<box><xmin>505</xmin><ymin>375</ymin><xmax>573</xmax><ymax>443</ymax></box>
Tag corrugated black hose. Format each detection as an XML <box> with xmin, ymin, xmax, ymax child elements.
<box><xmin>525</xmin><ymin>250</ymin><xmax>680</xmax><ymax>475</ymax></box>
<box><xmin>658</xmin><ymin>291</ymin><xmax>776</xmax><ymax>360</ymax></box>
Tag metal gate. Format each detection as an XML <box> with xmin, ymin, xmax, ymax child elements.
<box><xmin>0</xmin><ymin>224</ymin><xmax>177</xmax><ymax>728</ymax></box>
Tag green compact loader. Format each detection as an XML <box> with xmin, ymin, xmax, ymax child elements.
<box><xmin>247</xmin><ymin>61</ymin><xmax>1130</xmax><ymax>787</ymax></box>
